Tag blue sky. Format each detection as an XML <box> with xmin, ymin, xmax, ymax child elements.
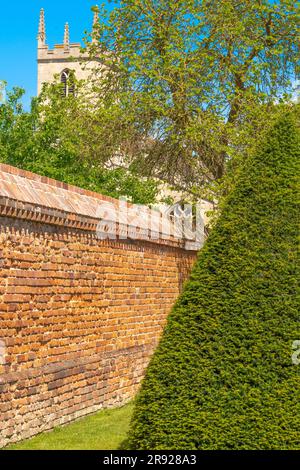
<box><xmin>0</xmin><ymin>1</ymin><xmax>112</xmax><ymax>109</ymax></box>
<box><xmin>1</xmin><ymin>1</ymin><xmax>297</xmax><ymax>109</ymax></box>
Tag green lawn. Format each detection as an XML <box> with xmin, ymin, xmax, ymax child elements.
<box><xmin>7</xmin><ymin>403</ymin><xmax>133</xmax><ymax>450</ymax></box>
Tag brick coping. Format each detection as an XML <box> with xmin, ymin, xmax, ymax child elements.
<box><xmin>0</xmin><ymin>164</ymin><xmax>201</xmax><ymax>251</ymax></box>
<box><xmin>0</xmin><ymin>163</ymin><xmax>118</xmax><ymax>204</ymax></box>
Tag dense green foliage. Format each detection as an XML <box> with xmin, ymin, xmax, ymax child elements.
<box><xmin>126</xmin><ymin>110</ymin><xmax>300</xmax><ymax>450</ymax></box>
<box><xmin>0</xmin><ymin>86</ymin><xmax>159</xmax><ymax>205</ymax></box>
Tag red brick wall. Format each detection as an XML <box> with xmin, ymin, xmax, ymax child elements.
<box><xmin>0</xmin><ymin>165</ymin><xmax>197</xmax><ymax>447</ymax></box>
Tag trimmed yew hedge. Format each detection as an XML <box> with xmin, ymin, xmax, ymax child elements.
<box><xmin>126</xmin><ymin>111</ymin><xmax>300</xmax><ymax>450</ymax></box>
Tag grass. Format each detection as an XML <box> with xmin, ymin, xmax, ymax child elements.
<box><xmin>7</xmin><ymin>403</ymin><xmax>133</xmax><ymax>450</ymax></box>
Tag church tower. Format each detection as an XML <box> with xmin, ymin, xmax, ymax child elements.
<box><xmin>37</xmin><ymin>8</ymin><xmax>99</xmax><ymax>95</ymax></box>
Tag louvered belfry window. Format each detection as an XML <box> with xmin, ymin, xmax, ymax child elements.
<box><xmin>60</xmin><ymin>69</ymin><xmax>74</xmax><ymax>97</ymax></box>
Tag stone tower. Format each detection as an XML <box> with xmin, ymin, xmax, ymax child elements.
<box><xmin>37</xmin><ymin>8</ymin><xmax>99</xmax><ymax>95</ymax></box>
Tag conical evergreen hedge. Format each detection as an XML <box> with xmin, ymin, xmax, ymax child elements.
<box><xmin>126</xmin><ymin>111</ymin><xmax>300</xmax><ymax>450</ymax></box>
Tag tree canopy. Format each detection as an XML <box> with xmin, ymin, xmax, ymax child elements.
<box><xmin>83</xmin><ymin>0</ymin><xmax>298</xmax><ymax>197</ymax></box>
<box><xmin>0</xmin><ymin>85</ymin><xmax>160</xmax><ymax>205</ymax></box>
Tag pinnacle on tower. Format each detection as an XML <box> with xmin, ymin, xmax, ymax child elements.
<box><xmin>37</xmin><ymin>8</ymin><xmax>46</xmax><ymax>47</ymax></box>
<box><xmin>64</xmin><ymin>22</ymin><xmax>70</xmax><ymax>49</ymax></box>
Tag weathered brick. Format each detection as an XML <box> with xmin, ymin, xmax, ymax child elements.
<box><xmin>0</xmin><ymin>164</ymin><xmax>197</xmax><ymax>448</ymax></box>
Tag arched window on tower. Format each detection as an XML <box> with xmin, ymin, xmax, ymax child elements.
<box><xmin>60</xmin><ymin>69</ymin><xmax>75</xmax><ymax>97</ymax></box>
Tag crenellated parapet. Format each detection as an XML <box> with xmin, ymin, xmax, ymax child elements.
<box><xmin>37</xmin><ymin>8</ymin><xmax>99</xmax><ymax>94</ymax></box>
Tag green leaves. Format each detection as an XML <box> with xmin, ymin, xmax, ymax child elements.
<box><xmin>126</xmin><ymin>109</ymin><xmax>300</xmax><ymax>449</ymax></box>
<box><xmin>84</xmin><ymin>1</ymin><xmax>298</xmax><ymax>197</ymax></box>
<box><xmin>0</xmin><ymin>84</ymin><xmax>160</xmax><ymax>205</ymax></box>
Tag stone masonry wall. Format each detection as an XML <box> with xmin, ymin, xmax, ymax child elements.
<box><xmin>0</xmin><ymin>164</ymin><xmax>197</xmax><ymax>447</ymax></box>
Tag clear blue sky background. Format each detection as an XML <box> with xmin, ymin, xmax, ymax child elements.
<box><xmin>0</xmin><ymin>0</ymin><xmax>112</xmax><ymax>109</ymax></box>
<box><xmin>1</xmin><ymin>1</ymin><xmax>296</xmax><ymax>109</ymax></box>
